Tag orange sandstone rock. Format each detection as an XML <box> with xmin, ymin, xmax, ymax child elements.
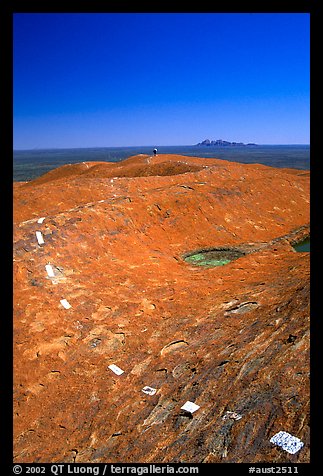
<box><xmin>13</xmin><ymin>155</ymin><xmax>310</xmax><ymax>463</ymax></box>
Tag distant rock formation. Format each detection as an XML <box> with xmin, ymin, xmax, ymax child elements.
<box><xmin>196</xmin><ymin>139</ymin><xmax>257</xmax><ymax>146</ymax></box>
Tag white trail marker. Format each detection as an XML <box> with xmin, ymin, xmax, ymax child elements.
<box><xmin>180</xmin><ymin>401</ymin><xmax>200</xmax><ymax>414</ymax></box>
<box><xmin>36</xmin><ymin>231</ymin><xmax>45</xmax><ymax>245</ymax></box>
<box><xmin>270</xmin><ymin>431</ymin><xmax>304</xmax><ymax>454</ymax></box>
<box><xmin>108</xmin><ymin>364</ymin><xmax>124</xmax><ymax>376</ymax></box>
<box><xmin>223</xmin><ymin>411</ymin><xmax>243</xmax><ymax>421</ymax></box>
<box><xmin>60</xmin><ymin>299</ymin><xmax>71</xmax><ymax>310</ymax></box>
<box><xmin>45</xmin><ymin>264</ymin><xmax>55</xmax><ymax>278</ymax></box>
<box><xmin>142</xmin><ymin>386</ymin><xmax>157</xmax><ymax>395</ymax></box>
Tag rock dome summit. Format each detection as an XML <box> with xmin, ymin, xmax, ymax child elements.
<box><xmin>13</xmin><ymin>154</ymin><xmax>310</xmax><ymax>463</ymax></box>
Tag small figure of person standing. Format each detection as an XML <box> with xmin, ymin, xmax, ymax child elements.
<box><xmin>153</xmin><ymin>148</ymin><xmax>158</xmax><ymax>156</ymax></box>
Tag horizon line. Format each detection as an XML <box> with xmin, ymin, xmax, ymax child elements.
<box><xmin>13</xmin><ymin>143</ymin><xmax>310</xmax><ymax>152</ymax></box>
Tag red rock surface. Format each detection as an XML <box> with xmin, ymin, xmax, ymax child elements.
<box><xmin>13</xmin><ymin>154</ymin><xmax>310</xmax><ymax>463</ymax></box>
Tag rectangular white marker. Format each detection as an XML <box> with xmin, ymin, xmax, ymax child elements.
<box><xmin>142</xmin><ymin>386</ymin><xmax>157</xmax><ymax>395</ymax></box>
<box><xmin>45</xmin><ymin>264</ymin><xmax>55</xmax><ymax>278</ymax></box>
<box><xmin>37</xmin><ymin>217</ymin><xmax>45</xmax><ymax>224</ymax></box>
<box><xmin>270</xmin><ymin>431</ymin><xmax>304</xmax><ymax>454</ymax></box>
<box><xmin>108</xmin><ymin>364</ymin><xmax>124</xmax><ymax>376</ymax></box>
<box><xmin>180</xmin><ymin>401</ymin><xmax>200</xmax><ymax>414</ymax></box>
<box><xmin>60</xmin><ymin>299</ymin><xmax>71</xmax><ymax>310</ymax></box>
<box><xmin>223</xmin><ymin>411</ymin><xmax>243</xmax><ymax>421</ymax></box>
<box><xmin>36</xmin><ymin>231</ymin><xmax>45</xmax><ymax>245</ymax></box>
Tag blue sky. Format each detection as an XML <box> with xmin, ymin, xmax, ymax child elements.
<box><xmin>13</xmin><ymin>13</ymin><xmax>310</xmax><ymax>149</ymax></box>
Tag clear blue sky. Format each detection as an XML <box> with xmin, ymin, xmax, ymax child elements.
<box><xmin>13</xmin><ymin>13</ymin><xmax>310</xmax><ymax>149</ymax></box>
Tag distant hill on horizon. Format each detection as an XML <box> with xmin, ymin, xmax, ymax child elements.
<box><xmin>196</xmin><ymin>139</ymin><xmax>258</xmax><ymax>147</ymax></box>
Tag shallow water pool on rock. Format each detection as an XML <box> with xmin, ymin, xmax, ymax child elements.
<box><xmin>293</xmin><ymin>237</ymin><xmax>310</xmax><ymax>252</ymax></box>
<box><xmin>183</xmin><ymin>248</ymin><xmax>245</xmax><ymax>267</ymax></box>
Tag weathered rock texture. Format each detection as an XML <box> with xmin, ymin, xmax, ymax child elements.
<box><xmin>13</xmin><ymin>154</ymin><xmax>310</xmax><ymax>463</ymax></box>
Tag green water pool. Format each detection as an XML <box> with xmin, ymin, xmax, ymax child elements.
<box><xmin>184</xmin><ymin>248</ymin><xmax>245</xmax><ymax>267</ymax></box>
<box><xmin>293</xmin><ymin>237</ymin><xmax>310</xmax><ymax>252</ymax></box>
